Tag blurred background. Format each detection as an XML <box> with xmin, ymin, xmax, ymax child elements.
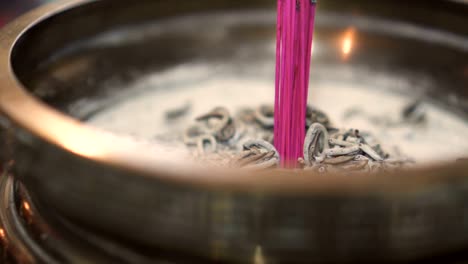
<box><xmin>0</xmin><ymin>0</ymin><xmax>53</xmax><ymax>27</ymax></box>
<box><xmin>2</xmin><ymin>0</ymin><xmax>467</xmax><ymax>27</ymax></box>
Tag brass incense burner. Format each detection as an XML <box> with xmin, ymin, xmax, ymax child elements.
<box><xmin>0</xmin><ymin>0</ymin><xmax>467</xmax><ymax>262</ymax></box>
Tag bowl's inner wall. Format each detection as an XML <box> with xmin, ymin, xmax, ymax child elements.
<box><xmin>9</xmin><ymin>0</ymin><xmax>468</xmax><ymax>119</ymax></box>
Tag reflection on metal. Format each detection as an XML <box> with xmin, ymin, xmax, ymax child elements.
<box><xmin>58</xmin><ymin>130</ymin><xmax>108</xmax><ymax>159</ymax></box>
<box><xmin>341</xmin><ymin>27</ymin><xmax>356</xmax><ymax>60</ymax></box>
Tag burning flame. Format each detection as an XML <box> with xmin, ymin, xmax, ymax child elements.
<box><xmin>23</xmin><ymin>201</ymin><xmax>31</xmax><ymax>212</ymax></box>
<box><xmin>0</xmin><ymin>228</ymin><xmax>5</xmax><ymax>241</ymax></box>
<box><xmin>22</xmin><ymin>201</ymin><xmax>34</xmax><ymax>224</ymax></box>
<box><xmin>342</xmin><ymin>37</ymin><xmax>352</xmax><ymax>55</ymax></box>
<box><xmin>341</xmin><ymin>27</ymin><xmax>356</xmax><ymax>60</ymax></box>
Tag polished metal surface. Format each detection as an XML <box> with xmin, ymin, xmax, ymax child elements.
<box><xmin>0</xmin><ymin>173</ymin><xmax>195</xmax><ymax>263</ymax></box>
<box><xmin>0</xmin><ymin>0</ymin><xmax>467</xmax><ymax>262</ymax></box>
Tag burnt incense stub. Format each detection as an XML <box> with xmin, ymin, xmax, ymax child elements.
<box><xmin>181</xmin><ymin>105</ymin><xmax>413</xmax><ymax>173</ymax></box>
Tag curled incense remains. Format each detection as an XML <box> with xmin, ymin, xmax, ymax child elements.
<box><xmin>274</xmin><ymin>0</ymin><xmax>317</xmax><ymax>167</ymax></box>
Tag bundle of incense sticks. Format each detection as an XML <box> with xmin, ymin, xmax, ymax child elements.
<box><xmin>274</xmin><ymin>0</ymin><xmax>317</xmax><ymax>167</ymax></box>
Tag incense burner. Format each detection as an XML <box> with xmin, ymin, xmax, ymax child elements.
<box><xmin>0</xmin><ymin>0</ymin><xmax>467</xmax><ymax>262</ymax></box>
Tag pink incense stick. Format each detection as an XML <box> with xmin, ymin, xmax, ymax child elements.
<box><xmin>274</xmin><ymin>0</ymin><xmax>317</xmax><ymax>167</ymax></box>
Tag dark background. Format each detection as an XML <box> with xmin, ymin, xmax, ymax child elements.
<box><xmin>0</xmin><ymin>0</ymin><xmax>52</xmax><ymax>27</ymax></box>
<box><xmin>2</xmin><ymin>0</ymin><xmax>467</xmax><ymax>28</ymax></box>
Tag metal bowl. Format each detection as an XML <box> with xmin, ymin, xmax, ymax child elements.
<box><xmin>0</xmin><ymin>0</ymin><xmax>467</xmax><ymax>262</ymax></box>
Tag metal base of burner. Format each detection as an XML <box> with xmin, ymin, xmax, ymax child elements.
<box><xmin>2</xmin><ymin>173</ymin><xmax>468</xmax><ymax>264</ymax></box>
<box><xmin>0</xmin><ymin>173</ymin><xmax>215</xmax><ymax>264</ymax></box>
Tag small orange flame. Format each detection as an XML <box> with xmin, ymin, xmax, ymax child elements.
<box><xmin>23</xmin><ymin>201</ymin><xmax>31</xmax><ymax>213</ymax></box>
<box><xmin>341</xmin><ymin>27</ymin><xmax>356</xmax><ymax>60</ymax></box>
<box><xmin>343</xmin><ymin>37</ymin><xmax>352</xmax><ymax>55</ymax></box>
<box><xmin>0</xmin><ymin>228</ymin><xmax>5</xmax><ymax>240</ymax></box>
<box><xmin>0</xmin><ymin>228</ymin><xmax>8</xmax><ymax>247</ymax></box>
